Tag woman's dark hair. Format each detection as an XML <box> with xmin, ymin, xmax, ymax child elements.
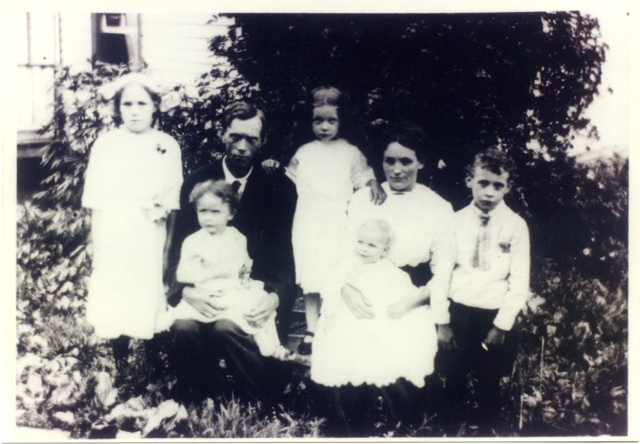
<box><xmin>112</xmin><ymin>82</ymin><xmax>162</xmax><ymax>125</ymax></box>
<box><xmin>382</xmin><ymin>122</ymin><xmax>430</xmax><ymax>164</ymax></box>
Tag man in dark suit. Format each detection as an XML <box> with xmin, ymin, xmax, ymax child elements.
<box><xmin>166</xmin><ymin>102</ymin><xmax>297</xmax><ymax>403</ymax></box>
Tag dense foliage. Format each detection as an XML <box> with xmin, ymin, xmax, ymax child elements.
<box><xmin>16</xmin><ymin>11</ymin><xmax>628</xmax><ymax>437</ymax></box>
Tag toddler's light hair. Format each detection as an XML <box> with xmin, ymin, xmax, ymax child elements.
<box><xmin>189</xmin><ymin>180</ymin><xmax>239</xmax><ymax>214</ymax></box>
<box><xmin>360</xmin><ymin>218</ymin><xmax>395</xmax><ymax>250</ymax></box>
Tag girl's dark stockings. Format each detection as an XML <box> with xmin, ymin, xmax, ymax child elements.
<box><xmin>110</xmin><ymin>335</ymin><xmax>130</xmax><ymax>373</ymax></box>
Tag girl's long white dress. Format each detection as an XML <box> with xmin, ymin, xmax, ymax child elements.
<box><xmin>286</xmin><ymin>139</ymin><xmax>374</xmax><ymax>294</ymax></box>
<box><xmin>82</xmin><ymin>128</ymin><xmax>183</xmax><ymax>339</ymax></box>
<box><xmin>311</xmin><ymin>258</ymin><xmax>436</xmax><ymax>388</ymax></box>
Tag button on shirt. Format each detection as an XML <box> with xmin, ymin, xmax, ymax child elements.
<box><xmin>446</xmin><ymin>201</ymin><xmax>530</xmax><ymax>331</ymax></box>
<box><xmin>222</xmin><ymin>156</ymin><xmax>252</xmax><ymax>197</ymax></box>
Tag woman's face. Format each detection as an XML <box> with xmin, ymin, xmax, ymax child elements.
<box><xmin>383</xmin><ymin>142</ymin><xmax>424</xmax><ymax>192</ymax></box>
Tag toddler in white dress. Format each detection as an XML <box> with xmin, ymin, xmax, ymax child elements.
<box><xmin>312</xmin><ymin>219</ymin><xmax>437</xmax><ymax>388</ymax></box>
<box><xmin>156</xmin><ymin>180</ymin><xmax>286</xmax><ymax>358</ymax></box>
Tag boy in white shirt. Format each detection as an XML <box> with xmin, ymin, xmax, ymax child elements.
<box><xmin>438</xmin><ymin>148</ymin><xmax>530</xmax><ymax>426</ymax></box>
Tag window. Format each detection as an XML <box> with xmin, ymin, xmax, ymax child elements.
<box><xmin>92</xmin><ymin>13</ymin><xmax>141</xmax><ymax>69</ymax></box>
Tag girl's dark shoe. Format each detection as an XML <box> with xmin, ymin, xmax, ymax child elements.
<box><xmin>297</xmin><ymin>331</ymin><xmax>314</xmax><ymax>356</ymax></box>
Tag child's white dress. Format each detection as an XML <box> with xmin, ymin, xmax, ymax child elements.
<box><xmin>311</xmin><ymin>258</ymin><xmax>437</xmax><ymax>388</ymax></box>
<box><xmin>158</xmin><ymin>227</ymin><xmax>280</xmax><ymax>356</ymax></box>
<box><xmin>82</xmin><ymin>128</ymin><xmax>183</xmax><ymax>339</ymax></box>
<box><xmin>286</xmin><ymin>139</ymin><xmax>375</xmax><ymax>294</ymax></box>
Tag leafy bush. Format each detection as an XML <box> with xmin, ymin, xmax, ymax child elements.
<box><xmin>517</xmin><ymin>258</ymin><xmax>627</xmax><ymax>433</ymax></box>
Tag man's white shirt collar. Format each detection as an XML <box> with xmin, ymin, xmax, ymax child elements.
<box><xmin>222</xmin><ymin>156</ymin><xmax>253</xmax><ymax>196</ymax></box>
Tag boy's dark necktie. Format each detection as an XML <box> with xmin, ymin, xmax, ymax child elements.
<box><xmin>473</xmin><ymin>212</ymin><xmax>491</xmax><ymax>270</ymax></box>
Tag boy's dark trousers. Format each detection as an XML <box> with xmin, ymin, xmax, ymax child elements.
<box><xmin>437</xmin><ymin>301</ymin><xmax>518</xmax><ymax>422</ymax></box>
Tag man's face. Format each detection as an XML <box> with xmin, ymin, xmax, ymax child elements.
<box><xmin>222</xmin><ymin>116</ymin><xmax>263</xmax><ymax>172</ymax></box>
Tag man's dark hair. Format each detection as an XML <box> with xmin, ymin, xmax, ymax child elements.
<box><xmin>221</xmin><ymin>102</ymin><xmax>268</xmax><ymax>141</ymax></box>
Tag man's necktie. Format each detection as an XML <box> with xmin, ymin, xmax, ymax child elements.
<box><xmin>231</xmin><ymin>180</ymin><xmax>242</xmax><ymax>195</ymax></box>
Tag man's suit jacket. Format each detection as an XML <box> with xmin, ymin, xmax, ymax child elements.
<box><xmin>167</xmin><ymin>158</ymin><xmax>297</xmax><ymax>304</ymax></box>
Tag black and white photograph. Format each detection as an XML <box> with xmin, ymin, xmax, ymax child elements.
<box><xmin>4</xmin><ymin>0</ymin><xmax>638</xmax><ymax>441</ymax></box>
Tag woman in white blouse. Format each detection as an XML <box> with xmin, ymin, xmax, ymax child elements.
<box><xmin>312</xmin><ymin>124</ymin><xmax>454</xmax><ymax>435</ymax></box>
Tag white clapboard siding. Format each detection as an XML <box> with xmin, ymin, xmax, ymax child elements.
<box><xmin>16</xmin><ymin>14</ymin><xmax>30</xmax><ymax>65</ymax></box>
<box><xmin>142</xmin><ymin>13</ymin><xmax>235</xmax><ymax>27</ymax></box>
<box><xmin>28</xmin><ymin>13</ymin><xmax>58</xmax><ymax>66</ymax></box>
<box><xmin>59</xmin><ymin>13</ymin><xmax>93</xmax><ymax>67</ymax></box>
<box><xmin>17</xmin><ymin>65</ymin><xmax>55</xmax><ymax>133</ymax></box>
<box><xmin>141</xmin><ymin>13</ymin><xmax>232</xmax><ymax>86</ymax></box>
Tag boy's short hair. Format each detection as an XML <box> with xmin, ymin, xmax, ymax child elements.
<box><xmin>360</xmin><ymin>218</ymin><xmax>395</xmax><ymax>249</ymax></box>
<box><xmin>466</xmin><ymin>148</ymin><xmax>517</xmax><ymax>179</ymax></box>
<box><xmin>189</xmin><ymin>180</ymin><xmax>239</xmax><ymax>214</ymax></box>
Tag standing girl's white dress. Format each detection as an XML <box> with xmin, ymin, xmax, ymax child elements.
<box><xmin>82</xmin><ymin>128</ymin><xmax>183</xmax><ymax>339</ymax></box>
<box><xmin>311</xmin><ymin>257</ymin><xmax>437</xmax><ymax>388</ymax></box>
<box><xmin>286</xmin><ymin>139</ymin><xmax>375</xmax><ymax>294</ymax></box>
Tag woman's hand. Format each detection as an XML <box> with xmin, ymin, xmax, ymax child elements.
<box><xmin>366</xmin><ymin>179</ymin><xmax>387</xmax><ymax>205</ymax></box>
<box><xmin>387</xmin><ymin>286</ymin><xmax>429</xmax><ymax>319</ymax></box>
<box><xmin>182</xmin><ymin>286</ymin><xmax>229</xmax><ymax>318</ymax></box>
<box><xmin>261</xmin><ymin>159</ymin><xmax>281</xmax><ymax>174</ymax></box>
<box><xmin>386</xmin><ymin>297</ymin><xmax>413</xmax><ymax>319</ymax></box>
<box><xmin>244</xmin><ymin>291</ymin><xmax>279</xmax><ymax>328</ymax></box>
<box><xmin>437</xmin><ymin>323</ymin><xmax>456</xmax><ymax>350</ymax></box>
<box><xmin>342</xmin><ymin>284</ymin><xmax>374</xmax><ymax>319</ymax></box>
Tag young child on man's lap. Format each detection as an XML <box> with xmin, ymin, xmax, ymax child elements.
<box><xmin>157</xmin><ymin>180</ymin><xmax>287</xmax><ymax>359</ymax></box>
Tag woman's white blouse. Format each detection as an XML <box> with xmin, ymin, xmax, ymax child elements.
<box><xmin>346</xmin><ymin>182</ymin><xmax>453</xmax><ymax>323</ymax></box>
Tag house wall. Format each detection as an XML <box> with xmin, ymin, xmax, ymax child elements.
<box><xmin>140</xmin><ymin>13</ymin><xmax>234</xmax><ymax>86</ymax></box>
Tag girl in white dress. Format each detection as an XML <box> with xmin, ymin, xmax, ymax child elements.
<box><xmin>285</xmin><ymin>86</ymin><xmax>386</xmax><ymax>355</ymax></box>
<box><xmin>82</xmin><ymin>74</ymin><xmax>183</xmax><ymax>369</ymax></box>
<box><xmin>156</xmin><ymin>180</ymin><xmax>288</xmax><ymax>359</ymax></box>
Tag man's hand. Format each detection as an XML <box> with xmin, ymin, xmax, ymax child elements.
<box><xmin>484</xmin><ymin>326</ymin><xmax>506</xmax><ymax>347</ymax></box>
<box><xmin>182</xmin><ymin>286</ymin><xmax>229</xmax><ymax>318</ymax></box>
<box><xmin>367</xmin><ymin>179</ymin><xmax>387</xmax><ymax>206</ymax></box>
<box><xmin>437</xmin><ymin>323</ymin><xmax>456</xmax><ymax>350</ymax></box>
<box><xmin>261</xmin><ymin>159</ymin><xmax>281</xmax><ymax>174</ymax></box>
<box><xmin>342</xmin><ymin>284</ymin><xmax>374</xmax><ymax>319</ymax></box>
<box><xmin>244</xmin><ymin>291</ymin><xmax>279</xmax><ymax>328</ymax></box>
